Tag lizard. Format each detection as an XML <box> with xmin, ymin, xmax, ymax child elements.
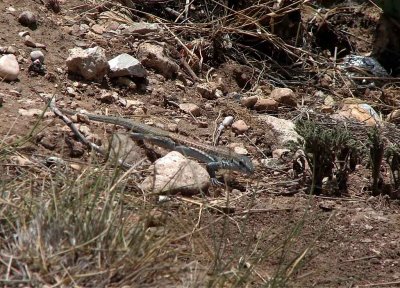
<box><xmin>62</xmin><ymin>110</ymin><xmax>254</xmax><ymax>185</ymax></box>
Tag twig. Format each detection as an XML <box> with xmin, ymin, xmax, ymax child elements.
<box><xmin>358</xmin><ymin>280</ymin><xmax>400</xmax><ymax>287</ymax></box>
<box><xmin>41</xmin><ymin>96</ymin><xmax>135</xmax><ymax>170</ymax></box>
<box><xmin>180</xmin><ymin>57</ymin><xmax>200</xmax><ymax>82</ymax></box>
<box><xmin>233</xmin><ymin>208</ymin><xmax>294</xmax><ymax>216</ymax></box>
<box><xmin>344</xmin><ymin>255</ymin><xmax>379</xmax><ymax>262</ymax></box>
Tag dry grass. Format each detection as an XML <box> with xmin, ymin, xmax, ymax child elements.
<box><xmin>0</xmin><ymin>120</ymin><xmax>314</xmax><ymax>287</ymax></box>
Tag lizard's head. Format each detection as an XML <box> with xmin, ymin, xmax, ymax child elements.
<box><xmin>233</xmin><ymin>155</ymin><xmax>254</xmax><ymax>174</ymax></box>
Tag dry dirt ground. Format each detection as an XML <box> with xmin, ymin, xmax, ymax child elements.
<box><xmin>1</xmin><ymin>0</ymin><xmax>400</xmax><ymax>287</ymax></box>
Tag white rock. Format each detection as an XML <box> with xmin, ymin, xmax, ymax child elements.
<box><xmin>140</xmin><ymin>151</ymin><xmax>210</xmax><ymax>195</ymax></box>
<box><xmin>18</xmin><ymin>31</ymin><xmax>30</xmax><ymax>37</ymax></box>
<box><xmin>18</xmin><ymin>108</ymin><xmax>51</xmax><ymax>117</ymax></box>
<box><xmin>234</xmin><ymin>146</ymin><xmax>248</xmax><ymax>155</ymax></box>
<box><xmin>66</xmin><ymin>46</ymin><xmax>109</xmax><ymax>80</ymax></box>
<box><xmin>0</xmin><ymin>54</ymin><xmax>19</xmax><ymax>81</ymax></box>
<box><xmin>66</xmin><ymin>86</ymin><xmax>76</xmax><ymax>96</ymax></box>
<box><xmin>121</xmin><ymin>22</ymin><xmax>160</xmax><ymax>35</ymax></box>
<box><xmin>259</xmin><ymin>115</ymin><xmax>301</xmax><ymax>147</ymax></box>
<box><xmin>125</xmin><ymin>99</ymin><xmax>144</xmax><ymax>108</ymax></box>
<box><xmin>30</xmin><ymin>50</ymin><xmax>45</xmax><ymax>63</ymax></box>
<box><xmin>108</xmin><ymin>53</ymin><xmax>147</xmax><ymax>78</ymax></box>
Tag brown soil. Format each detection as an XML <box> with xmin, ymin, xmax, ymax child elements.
<box><xmin>1</xmin><ymin>0</ymin><xmax>400</xmax><ymax>287</ymax></box>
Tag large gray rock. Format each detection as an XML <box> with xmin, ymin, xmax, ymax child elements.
<box><xmin>108</xmin><ymin>53</ymin><xmax>147</xmax><ymax>78</ymax></box>
<box><xmin>66</xmin><ymin>46</ymin><xmax>109</xmax><ymax>80</ymax></box>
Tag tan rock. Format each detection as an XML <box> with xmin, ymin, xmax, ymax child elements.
<box><xmin>179</xmin><ymin>103</ymin><xmax>201</xmax><ymax>116</ymax></box>
<box><xmin>338</xmin><ymin>104</ymin><xmax>379</xmax><ymax>126</ymax></box>
<box><xmin>270</xmin><ymin>88</ymin><xmax>297</xmax><ymax>107</ymax></box>
<box><xmin>140</xmin><ymin>151</ymin><xmax>210</xmax><ymax>195</ymax></box>
<box><xmin>387</xmin><ymin>109</ymin><xmax>400</xmax><ymax>124</ymax></box>
<box><xmin>254</xmin><ymin>98</ymin><xmax>278</xmax><ymax>112</ymax></box>
<box><xmin>240</xmin><ymin>96</ymin><xmax>258</xmax><ymax>108</ymax></box>
<box><xmin>196</xmin><ymin>82</ymin><xmax>219</xmax><ymax>100</ymax></box>
<box><xmin>320</xmin><ymin>105</ymin><xmax>334</xmax><ymax>114</ymax></box>
<box><xmin>232</xmin><ymin>120</ymin><xmax>249</xmax><ymax>134</ymax></box>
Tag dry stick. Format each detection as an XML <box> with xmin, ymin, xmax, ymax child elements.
<box><xmin>359</xmin><ymin>280</ymin><xmax>400</xmax><ymax>287</ymax></box>
<box><xmin>180</xmin><ymin>57</ymin><xmax>200</xmax><ymax>82</ymax></box>
<box><xmin>47</xmin><ymin>99</ymin><xmax>134</xmax><ymax>170</ymax></box>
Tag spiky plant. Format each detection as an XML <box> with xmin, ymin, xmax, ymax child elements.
<box><xmin>367</xmin><ymin>127</ymin><xmax>385</xmax><ymax>196</ymax></box>
<box><xmin>295</xmin><ymin>121</ymin><xmax>355</xmax><ymax>195</ymax></box>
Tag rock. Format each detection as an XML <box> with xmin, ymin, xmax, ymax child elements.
<box><xmin>30</xmin><ymin>50</ymin><xmax>44</xmax><ymax>63</ymax></box>
<box><xmin>123</xmin><ymin>99</ymin><xmax>144</xmax><ymax>109</ymax></box>
<box><xmin>19</xmin><ymin>31</ymin><xmax>30</xmax><ymax>37</ymax></box>
<box><xmin>319</xmin><ymin>74</ymin><xmax>332</xmax><ymax>88</ymax></box>
<box><xmin>240</xmin><ymin>96</ymin><xmax>258</xmax><ymax>108</ymax></box>
<box><xmin>91</xmin><ymin>24</ymin><xmax>105</xmax><ymax>34</ymax></box>
<box><xmin>140</xmin><ymin>151</ymin><xmax>210</xmax><ymax>195</ymax></box>
<box><xmin>121</xmin><ymin>22</ymin><xmax>159</xmax><ymax>34</ymax></box>
<box><xmin>324</xmin><ymin>95</ymin><xmax>335</xmax><ymax>106</ymax></box>
<box><xmin>232</xmin><ymin>120</ymin><xmax>249</xmax><ymax>134</ymax></box>
<box><xmin>18</xmin><ymin>108</ymin><xmax>47</xmax><ymax>117</ymax></box>
<box><xmin>196</xmin><ymin>82</ymin><xmax>219</xmax><ymax>100</ymax></box>
<box><xmin>39</xmin><ymin>134</ymin><xmax>57</xmax><ymax>150</ymax></box>
<box><xmin>272</xmin><ymin>148</ymin><xmax>290</xmax><ymax>159</ymax></box>
<box><xmin>259</xmin><ymin>115</ymin><xmax>301</xmax><ymax>147</ymax></box>
<box><xmin>319</xmin><ymin>200</ymin><xmax>336</xmax><ymax>211</ymax></box>
<box><xmin>270</xmin><ymin>88</ymin><xmax>297</xmax><ymax>107</ymax></box>
<box><xmin>78</xmin><ymin>125</ymin><xmax>91</xmax><ymax>136</ymax></box>
<box><xmin>167</xmin><ymin>123</ymin><xmax>178</xmax><ymax>132</ymax></box>
<box><xmin>66</xmin><ymin>86</ymin><xmax>76</xmax><ymax>96</ymax></box>
<box><xmin>109</xmin><ymin>133</ymin><xmax>146</xmax><ymax>164</ymax></box>
<box><xmin>254</xmin><ymin>98</ymin><xmax>278</xmax><ymax>112</ymax></box>
<box><xmin>233</xmin><ymin>146</ymin><xmax>249</xmax><ymax>155</ymax></box>
<box><xmin>261</xmin><ymin>158</ymin><xmax>286</xmax><ymax>170</ymax></box>
<box><xmin>99</xmin><ymin>91</ymin><xmax>116</xmax><ymax>103</ymax></box>
<box><xmin>116</xmin><ymin>77</ymin><xmax>137</xmax><ymax>89</ymax></box>
<box><xmin>6</xmin><ymin>6</ymin><xmax>16</xmax><ymax>13</ymax></box>
<box><xmin>66</xmin><ymin>46</ymin><xmax>109</xmax><ymax>80</ymax></box>
<box><xmin>179</xmin><ymin>103</ymin><xmax>201</xmax><ymax>116</ymax></box>
<box><xmin>0</xmin><ymin>54</ymin><xmax>19</xmax><ymax>81</ymax></box>
<box><xmin>108</xmin><ymin>53</ymin><xmax>147</xmax><ymax>78</ymax></box>
<box><xmin>18</xmin><ymin>11</ymin><xmax>37</xmax><ymax>28</ymax></box>
<box><xmin>337</xmin><ymin>103</ymin><xmax>379</xmax><ymax>126</ymax></box>
<box><xmin>320</xmin><ymin>105</ymin><xmax>334</xmax><ymax>114</ymax></box>
<box><xmin>1</xmin><ymin>46</ymin><xmax>16</xmax><ymax>54</ymax></box>
<box><xmin>387</xmin><ymin>109</ymin><xmax>400</xmax><ymax>124</ymax></box>
<box><xmin>136</xmin><ymin>43</ymin><xmax>179</xmax><ymax>79</ymax></box>
<box><xmin>24</xmin><ymin>35</ymin><xmax>36</xmax><ymax>47</ymax></box>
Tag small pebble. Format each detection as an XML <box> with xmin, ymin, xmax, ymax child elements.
<box><xmin>254</xmin><ymin>98</ymin><xmax>278</xmax><ymax>112</ymax></box>
<box><xmin>232</xmin><ymin>120</ymin><xmax>249</xmax><ymax>134</ymax></box>
<box><xmin>179</xmin><ymin>103</ymin><xmax>201</xmax><ymax>117</ymax></box>
<box><xmin>30</xmin><ymin>50</ymin><xmax>44</xmax><ymax>63</ymax></box>
<box><xmin>240</xmin><ymin>96</ymin><xmax>258</xmax><ymax>108</ymax></box>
